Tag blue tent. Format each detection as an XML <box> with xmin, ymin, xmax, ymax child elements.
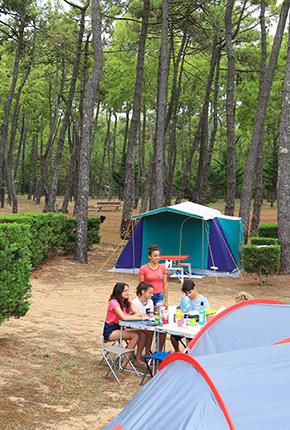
<box><xmin>188</xmin><ymin>299</ymin><xmax>290</xmax><ymax>356</ymax></box>
<box><xmin>104</xmin><ymin>342</ymin><xmax>290</xmax><ymax>430</ymax></box>
<box><xmin>113</xmin><ymin>201</ymin><xmax>244</xmax><ymax>276</ymax></box>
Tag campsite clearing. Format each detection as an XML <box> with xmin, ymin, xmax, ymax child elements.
<box><xmin>1</xmin><ymin>199</ymin><xmax>290</xmax><ymax>429</ymax></box>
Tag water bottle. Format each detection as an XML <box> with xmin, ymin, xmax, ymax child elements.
<box><xmin>198</xmin><ymin>301</ymin><xmax>206</xmax><ymax>326</ymax></box>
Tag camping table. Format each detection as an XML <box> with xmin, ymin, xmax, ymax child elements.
<box><xmin>119</xmin><ymin>320</ymin><xmax>202</xmax><ymax>375</ymax></box>
<box><xmin>119</xmin><ymin>320</ymin><xmax>161</xmax><ymax>375</ymax></box>
<box><xmin>159</xmin><ymin>255</ymin><xmax>191</xmax><ymax>282</ymax></box>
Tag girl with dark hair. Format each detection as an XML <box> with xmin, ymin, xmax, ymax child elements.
<box><xmin>103</xmin><ymin>282</ymin><xmax>147</xmax><ymax>367</ymax></box>
<box><xmin>132</xmin><ymin>282</ymin><xmax>154</xmax><ymax>355</ymax></box>
<box><xmin>139</xmin><ymin>244</ymin><xmax>168</xmax><ymax>310</ymax></box>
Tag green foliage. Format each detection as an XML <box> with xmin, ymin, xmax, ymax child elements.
<box><xmin>0</xmin><ymin>213</ymin><xmax>67</xmax><ymax>266</ymax></box>
<box><xmin>0</xmin><ymin>214</ymin><xmax>101</xmax><ymax>266</ymax></box>
<box><xmin>258</xmin><ymin>223</ymin><xmax>278</xmax><ymax>238</ymax></box>
<box><xmin>62</xmin><ymin>216</ymin><xmax>101</xmax><ymax>253</ymax></box>
<box><xmin>243</xmin><ymin>244</ymin><xmax>280</xmax><ymax>275</ymax></box>
<box><xmin>251</xmin><ymin>237</ymin><xmax>279</xmax><ymax>246</ymax></box>
<box><xmin>0</xmin><ymin>223</ymin><xmax>31</xmax><ymax>324</ymax></box>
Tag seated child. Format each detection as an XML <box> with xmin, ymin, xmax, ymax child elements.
<box><xmin>132</xmin><ymin>282</ymin><xmax>154</xmax><ymax>355</ymax></box>
<box><xmin>103</xmin><ymin>282</ymin><xmax>147</xmax><ymax>367</ymax></box>
<box><xmin>171</xmin><ymin>280</ymin><xmax>210</xmax><ymax>352</ymax></box>
<box><xmin>179</xmin><ymin>279</ymin><xmax>210</xmax><ymax>312</ymax></box>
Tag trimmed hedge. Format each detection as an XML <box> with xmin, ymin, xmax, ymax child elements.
<box><xmin>0</xmin><ymin>224</ymin><xmax>32</xmax><ymax>324</ymax></box>
<box><xmin>243</xmin><ymin>244</ymin><xmax>280</xmax><ymax>275</ymax></box>
<box><xmin>251</xmin><ymin>237</ymin><xmax>279</xmax><ymax>246</ymax></box>
<box><xmin>258</xmin><ymin>223</ymin><xmax>278</xmax><ymax>238</ymax></box>
<box><xmin>62</xmin><ymin>216</ymin><xmax>101</xmax><ymax>253</ymax></box>
<box><xmin>0</xmin><ymin>213</ymin><xmax>101</xmax><ymax>267</ymax></box>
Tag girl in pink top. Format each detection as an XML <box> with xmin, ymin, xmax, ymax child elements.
<box><xmin>103</xmin><ymin>282</ymin><xmax>147</xmax><ymax>367</ymax></box>
<box><xmin>139</xmin><ymin>244</ymin><xmax>168</xmax><ymax>310</ymax></box>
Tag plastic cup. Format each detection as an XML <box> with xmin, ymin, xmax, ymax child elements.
<box><xmin>177</xmin><ymin>319</ymin><xmax>183</xmax><ymax>327</ymax></box>
<box><xmin>190</xmin><ymin>318</ymin><xmax>196</xmax><ymax>327</ymax></box>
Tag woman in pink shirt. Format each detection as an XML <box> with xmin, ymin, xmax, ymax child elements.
<box><xmin>103</xmin><ymin>282</ymin><xmax>147</xmax><ymax>367</ymax></box>
<box><xmin>139</xmin><ymin>244</ymin><xmax>168</xmax><ymax>310</ymax></box>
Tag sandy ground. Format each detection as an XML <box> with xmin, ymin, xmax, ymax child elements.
<box><xmin>0</xmin><ymin>200</ymin><xmax>290</xmax><ymax>429</ymax></box>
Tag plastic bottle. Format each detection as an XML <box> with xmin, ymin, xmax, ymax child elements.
<box><xmin>198</xmin><ymin>301</ymin><xmax>206</xmax><ymax>326</ymax></box>
<box><xmin>162</xmin><ymin>307</ymin><xmax>169</xmax><ymax>324</ymax></box>
<box><xmin>176</xmin><ymin>306</ymin><xmax>183</xmax><ymax>327</ymax></box>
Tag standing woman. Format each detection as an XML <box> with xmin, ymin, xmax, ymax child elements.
<box><xmin>138</xmin><ymin>244</ymin><xmax>168</xmax><ymax>310</ymax></box>
<box><xmin>103</xmin><ymin>282</ymin><xmax>147</xmax><ymax>367</ymax></box>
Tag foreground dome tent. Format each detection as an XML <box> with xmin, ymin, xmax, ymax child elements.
<box><xmin>188</xmin><ymin>300</ymin><xmax>290</xmax><ymax>356</ymax></box>
<box><xmin>112</xmin><ymin>201</ymin><xmax>244</xmax><ymax>277</ymax></box>
<box><xmin>104</xmin><ymin>342</ymin><xmax>290</xmax><ymax>430</ymax></box>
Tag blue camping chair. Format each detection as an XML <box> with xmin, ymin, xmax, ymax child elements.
<box><xmin>141</xmin><ymin>351</ymin><xmax>170</xmax><ymax>384</ymax></box>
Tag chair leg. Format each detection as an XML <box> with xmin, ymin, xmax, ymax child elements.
<box><xmin>102</xmin><ymin>351</ymin><xmax>121</xmax><ymax>383</ymax></box>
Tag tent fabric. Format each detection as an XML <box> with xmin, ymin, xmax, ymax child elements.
<box><xmin>104</xmin><ymin>359</ymin><xmax>230</xmax><ymax>430</ymax></box>
<box><xmin>188</xmin><ymin>300</ymin><xmax>289</xmax><ymax>356</ymax></box>
<box><xmin>115</xmin><ymin>219</ymin><xmax>143</xmax><ymax>269</ymax></box>
<box><xmin>104</xmin><ymin>343</ymin><xmax>290</xmax><ymax>430</ymax></box>
<box><xmin>207</xmin><ymin>218</ymin><xmax>236</xmax><ymax>272</ymax></box>
<box><xmin>113</xmin><ymin>201</ymin><xmax>243</xmax><ymax>276</ymax></box>
<box><xmin>134</xmin><ymin>201</ymin><xmax>223</xmax><ymax>221</ymax></box>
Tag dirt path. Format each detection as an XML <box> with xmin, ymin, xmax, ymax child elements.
<box><xmin>1</xmin><ymin>203</ymin><xmax>290</xmax><ymax>429</ymax></box>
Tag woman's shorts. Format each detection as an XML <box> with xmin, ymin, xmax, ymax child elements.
<box><xmin>152</xmin><ymin>292</ymin><xmax>164</xmax><ymax>307</ymax></box>
<box><xmin>103</xmin><ymin>322</ymin><xmax>120</xmax><ymax>341</ymax></box>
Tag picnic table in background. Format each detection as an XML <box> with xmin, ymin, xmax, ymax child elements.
<box><xmin>159</xmin><ymin>255</ymin><xmax>191</xmax><ymax>282</ymax></box>
<box><xmin>88</xmin><ymin>201</ymin><xmax>122</xmax><ymax>215</ymax></box>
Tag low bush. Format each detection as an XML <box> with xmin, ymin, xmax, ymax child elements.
<box><xmin>0</xmin><ymin>213</ymin><xmax>101</xmax><ymax>266</ymax></box>
<box><xmin>61</xmin><ymin>216</ymin><xmax>101</xmax><ymax>253</ymax></box>
<box><xmin>251</xmin><ymin>237</ymin><xmax>279</xmax><ymax>246</ymax></box>
<box><xmin>243</xmin><ymin>244</ymin><xmax>280</xmax><ymax>276</ymax></box>
<box><xmin>258</xmin><ymin>223</ymin><xmax>278</xmax><ymax>238</ymax></box>
<box><xmin>0</xmin><ymin>224</ymin><xmax>31</xmax><ymax>324</ymax></box>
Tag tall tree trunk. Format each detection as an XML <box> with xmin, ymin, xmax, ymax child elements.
<box><xmin>62</xmin><ymin>33</ymin><xmax>90</xmax><ymax>213</ymax></box>
<box><xmin>150</xmin><ymin>0</ymin><xmax>169</xmax><ymax>209</ymax></box>
<box><xmin>224</xmin><ymin>0</ymin><xmax>236</xmax><ymax>216</ymax></box>
<box><xmin>75</xmin><ymin>0</ymin><xmax>103</xmax><ymax>263</ymax></box>
<box><xmin>278</xmin><ymin>20</ymin><xmax>290</xmax><ymax>273</ymax></box>
<box><xmin>121</xmin><ymin>0</ymin><xmax>150</xmax><ymax>237</ymax></box>
<box><xmin>97</xmin><ymin>109</ymin><xmax>111</xmax><ymax>196</ymax></box>
<box><xmin>0</xmin><ymin>17</ymin><xmax>25</xmax><ymax>209</ymax></box>
<box><xmin>27</xmin><ymin>134</ymin><xmax>38</xmax><ymax>200</ymax></box>
<box><xmin>251</xmin><ymin>0</ymin><xmax>267</xmax><ymax>236</ymax></box>
<box><xmin>44</xmin><ymin>3</ymin><xmax>88</xmax><ymax>212</ymax></box>
<box><xmin>239</xmin><ymin>0</ymin><xmax>290</xmax><ymax>240</ymax></box>
<box><xmin>250</xmin><ymin>0</ymin><xmax>267</xmax><ymax>235</ymax></box>
<box><xmin>164</xmin><ymin>32</ymin><xmax>187</xmax><ymax>205</ymax></box>
<box><xmin>14</xmin><ymin>113</ymin><xmax>26</xmax><ymax>182</ymax></box>
<box><xmin>192</xmin><ymin>37</ymin><xmax>219</xmax><ymax>204</ymax></box>
<box><xmin>20</xmin><ymin>128</ymin><xmax>26</xmax><ymax>194</ymax></box>
<box><xmin>109</xmin><ymin>112</ymin><xmax>118</xmax><ymax>199</ymax></box>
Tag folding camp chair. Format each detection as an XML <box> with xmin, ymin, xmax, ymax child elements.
<box><xmin>140</xmin><ymin>351</ymin><xmax>170</xmax><ymax>384</ymax></box>
<box><xmin>98</xmin><ymin>341</ymin><xmax>139</xmax><ymax>383</ymax></box>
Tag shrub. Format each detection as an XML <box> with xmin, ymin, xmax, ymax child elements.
<box><xmin>258</xmin><ymin>224</ymin><xmax>278</xmax><ymax>238</ymax></box>
<box><xmin>243</xmin><ymin>244</ymin><xmax>280</xmax><ymax>276</ymax></box>
<box><xmin>62</xmin><ymin>216</ymin><xmax>101</xmax><ymax>253</ymax></box>
<box><xmin>251</xmin><ymin>237</ymin><xmax>279</xmax><ymax>246</ymax></box>
<box><xmin>0</xmin><ymin>213</ymin><xmax>101</xmax><ymax>265</ymax></box>
<box><xmin>0</xmin><ymin>224</ymin><xmax>32</xmax><ymax>324</ymax></box>
<box><xmin>0</xmin><ymin>213</ymin><xmax>68</xmax><ymax>267</ymax></box>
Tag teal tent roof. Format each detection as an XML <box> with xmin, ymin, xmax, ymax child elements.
<box><xmin>133</xmin><ymin>201</ymin><xmax>241</xmax><ymax>222</ymax></box>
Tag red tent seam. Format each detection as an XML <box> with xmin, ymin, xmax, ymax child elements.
<box><xmin>159</xmin><ymin>352</ymin><xmax>235</xmax><ymax>430</ymax></box>
<box><xmin>187</xmin><ymin>299</ymin><xmax>286</xmax><ymax>350</ymax></box>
